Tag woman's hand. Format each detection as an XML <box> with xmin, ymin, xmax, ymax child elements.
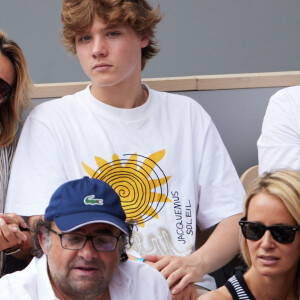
<box><xmin>0</xmin><ymin>213</ymin><xmax>27</xmax><ymax>251</ymax></box>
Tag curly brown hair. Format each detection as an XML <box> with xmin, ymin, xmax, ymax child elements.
<box><xmin>61</xmin><ymin>0</ymin><xmax>162</xmax><ymax>70</ymax></box>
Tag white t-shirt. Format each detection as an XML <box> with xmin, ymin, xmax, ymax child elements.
<box><xmin>0</xmin><ymin>255</ymin><xmax>171</xmax><ymax>300</ymax></box>
<box><xmin>6</xmin><ymin>85</ymin><xmax>244</xmax><ymax>288</ymax></box>
<box><xmin>258</xmin><ymin>86</ymin><xmax>300</xmax><ymax>174</ymax></box>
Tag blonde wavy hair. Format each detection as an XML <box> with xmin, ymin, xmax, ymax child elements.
<box><xmin>0</xmin><ymin>31</ymin><xmax>32</xmax><ymax>146</ymax></box>
<box><xmin>61</xmin><ymin>0</ymin><xmax>162</xmax><ymax>70</ymax></box>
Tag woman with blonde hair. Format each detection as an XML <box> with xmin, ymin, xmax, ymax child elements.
<box><xmin>200</xmin><ymin>169</ymin><xmax>300</xmax><ymax>299</ymax></box>
<box><xmin>0</xmin><ymin>31</ymin><xmax>32</xmax><ymax>275</ymax></box>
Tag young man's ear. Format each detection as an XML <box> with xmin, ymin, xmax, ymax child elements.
<box><xmin>141</xmin><ymin>36</ymin><xmax>149</xmax><ymax>48</ymax></box>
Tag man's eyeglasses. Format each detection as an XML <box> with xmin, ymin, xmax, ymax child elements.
<box><xmin>239</xmin><ymin>217</ymin><xmax>300</xmax><ymax>244</ymax></box>
<box><xmin>48</xmin><ymin>227</ymin><xmax>122</xmax><ymax>251</ymax></box>
<box><xmin>0</xmin><ymin>78</ymin><xmax>12</xmax><ymax>104</ymax></box>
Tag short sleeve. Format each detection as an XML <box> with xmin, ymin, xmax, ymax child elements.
<box><xmin>5</xmin><ymin>112</ymin><xmax>67</xmax><ymax>216</ymax></box>
<box><xmin>258</xmin><ymin>87</ymin><xmax>300</xmax><ymax>174</ymax></box>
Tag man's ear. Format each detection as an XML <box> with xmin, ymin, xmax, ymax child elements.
<box><xmin>38</xmin><ymin>226</ymin><xmax>49</xmax><ymax>255</ymax></box>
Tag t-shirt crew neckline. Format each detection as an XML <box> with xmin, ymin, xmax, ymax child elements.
<box><xmin>84</xmin><ymin>84</ymin><xmax>153</xmax><ymax>122</ymax></box>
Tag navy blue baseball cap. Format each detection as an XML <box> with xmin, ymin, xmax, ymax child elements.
<box><xmin>45</xmin><ymin>177</ymin><xmax>128</xmax><ymax>234</ymax></box>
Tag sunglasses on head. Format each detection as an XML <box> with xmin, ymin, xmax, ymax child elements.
<box><xmin>0</xmin><ymin>78</ymin><xmax>12</xmax><ymax>104</ymax></box>
<box><xmin>239</xmin><ymin>217</ymin><xmax>300</xmax><ymax>244</ymax></box>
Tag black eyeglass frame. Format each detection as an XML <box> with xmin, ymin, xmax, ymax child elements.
<box><xmin>0</xmin><ymin>78</ymin><xmax>12</xmax><ymax>105</ymax></box>
<box><xmin>239</xmin><ymin>217</ymin><xmax>300</xmax><ymax>244</ymax></box>
<box><xmin>47</xmin><ymin>227</ymin><xmax>122</xmax><ymax>252</ymax></box>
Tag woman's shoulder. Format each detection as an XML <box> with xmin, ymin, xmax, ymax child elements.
<box><xmin>198</xmin><ymin>286</ymin><xmax>232</xmax><ymax>300</ymax></box>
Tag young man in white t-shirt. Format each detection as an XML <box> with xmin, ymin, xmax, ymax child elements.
<box><xmin>5</xmin><ymin>0</ymin><xmax>245</xmax><ymax>298</ymax></box>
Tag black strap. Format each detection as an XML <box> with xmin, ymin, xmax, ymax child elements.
<box><xmin>235</xmin><ymin>271</ymin><xmax>256</xmax><ymax>300</ymax></box>
<box><xmin>224</xmin><ymin>272</ymin><xmax>256</xmax><ymax>300</ymax></box>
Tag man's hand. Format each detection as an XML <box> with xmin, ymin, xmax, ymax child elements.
<box><xmin>143</xmin><ymin>254</ymin><xmax>204</xmax><ymax>294</ymax></box>
<box><xmin>0</xmin><ymin>213</ymin><xmax>27</xmax><ymax>251</ymax></box>
<box><xmin>143</xmin><ymin>215</ymin><xmax>242</xmax><ymax>295</ymax></box>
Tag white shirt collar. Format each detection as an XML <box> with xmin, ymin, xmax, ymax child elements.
<box><xmin>36</xmin><ymin>255</ymin><xmax>58</xmax><ymax>300</ymax></box>
<box><xmin>108</xmin><ymin>262</ymin><xmax>134</xmax><ymax>299</ymax></box>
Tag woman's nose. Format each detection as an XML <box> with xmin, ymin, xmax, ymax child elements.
<box><xmin>260</xmin><ymin>230</ymin><xmax>275</xmax><ymax>249</ymax></box>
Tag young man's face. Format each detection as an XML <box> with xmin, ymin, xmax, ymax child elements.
<box><xmin>41</xmin><ymin>222</ymin><xmax>122</xmax><ymax>299</ymax></box>
<box><xmin>75</xmin><ymin>14</ymin><xmax>149</xmax><ymax>89</ymax></box>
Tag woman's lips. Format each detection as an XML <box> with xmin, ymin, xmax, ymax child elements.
<box><xmin>258</xmin><ymin>255</ymin><xmax>279</xmax><ymax>266</ymax></box>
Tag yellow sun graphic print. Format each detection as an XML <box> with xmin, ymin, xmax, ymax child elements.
<box><xmin>82</xmin><ymin>150</ymin><xmax>171</xmax><ymax>228</ymax></box>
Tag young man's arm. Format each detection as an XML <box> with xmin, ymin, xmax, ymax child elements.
<box><xmin>144</xmin><ymin>213</ymin><xmax>241</xmax><ymax>295</ymax></box>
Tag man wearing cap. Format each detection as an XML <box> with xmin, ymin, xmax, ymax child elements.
<box><xmin>0</xmin><ymin>177</ymin><xmax>171</xmax><ymax>299</ymax></box>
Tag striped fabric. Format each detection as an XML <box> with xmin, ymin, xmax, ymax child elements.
<box><xmin>0</xmin><ymin>140</ymin><xmax>17</xmax><ymax>213</ymax></box>
<box><xmin>225</xmin><ymin>272</ymin><xmax>256</xmax><ymax>300</ymax></box>
<box><xmin>228</xmin><ymin>275</ymin><xmax>251</xmax><ymax>299</ymax></box>
<box><xmin>0</xmin><ymin>139</ymin><xmax>17</xmax><ymax>276</ymax></box>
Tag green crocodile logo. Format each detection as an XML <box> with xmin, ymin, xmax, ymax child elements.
<box><xmin>84</xmin><ymin>195</ymin><xmax>104</xmax><ymax>205</ymax></box>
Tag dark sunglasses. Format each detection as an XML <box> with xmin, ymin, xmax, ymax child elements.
<box><xmin>0</xmin><ymin>78</ymin><xmax>12</xmax><ymax>104</ymax></box>
<box><xmin>239</xmin><ymin>217</ymin><xmax>300</xmax><ymax>244</ymax></box>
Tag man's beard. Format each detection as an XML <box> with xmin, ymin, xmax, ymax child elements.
<box><xmin>48</xmin><ymin>256</ymin><xmax>117</xmax><ymax>299</ymax></box>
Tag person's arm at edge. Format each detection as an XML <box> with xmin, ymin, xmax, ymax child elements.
<box><xmin>189</xmin><ymin>213</ymin><xmax>242</xmax><ymax>285</ymax></box>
